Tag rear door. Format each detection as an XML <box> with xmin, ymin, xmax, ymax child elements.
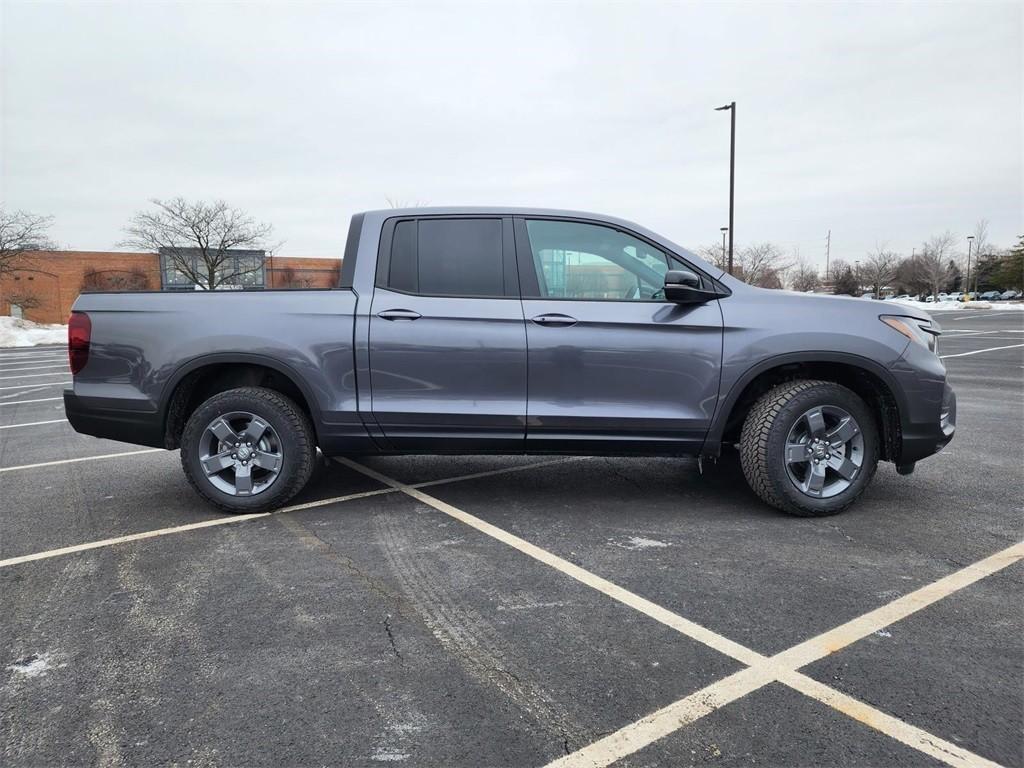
<box><xmin>368</xmin><ymin>216</ymin><xmax>527</xmax><ymax>451</ymax></box>
<box><xmin>515</xmin><ymin>217</ymin><xmax>723</xmax><ymax>454</ymax></box>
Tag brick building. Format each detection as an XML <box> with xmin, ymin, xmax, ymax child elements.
<box><xmin>0</xmin><ymin>250</ymin><xmax>342</xmax><ymax>325</ymax></box>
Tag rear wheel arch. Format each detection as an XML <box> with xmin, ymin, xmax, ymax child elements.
<box><xmin>161</xmin><ymin>354</ymin><xmax>321</xmax><ymax>449</ymax></box>
<box><xmin>709</xmin><ymin>353</ymin><xmax>904</xmax><ymax>462</ymax></box>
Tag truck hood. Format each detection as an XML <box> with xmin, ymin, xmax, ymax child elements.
<box><xmin>718</xmin><ymin>279</ymin><xmax>937</xmax><ymax>327</ymax></box>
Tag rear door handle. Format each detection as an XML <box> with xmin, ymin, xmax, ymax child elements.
<box><xmin>377</xmin><ymin>309</ymin><xmax>422</xmax><ymax>321</ymax></box>
<box><xmin>530</xmin><ymin>313</ymin><xmax>577</xmax><ymax>327</ymax></box>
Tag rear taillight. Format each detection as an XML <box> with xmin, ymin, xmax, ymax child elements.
<box><xmin>68</xmin><ymin>311</ymin><xmax>91</xmax><ymax>374</ymax></box>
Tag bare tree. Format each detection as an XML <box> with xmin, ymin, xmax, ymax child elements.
<box><xmin>3</xmin><ymin>290</ymin><xmax>42</xmax><ymax>311</ymax></box>
<box><xmin>860</xmin><ymin>246</ymin><xmax>899</xmax><ymax>298</ymax></box>
<box><xmin>1</xmin><ymin>207</ymin><xmax>56</xmax><ymax>280</ymax></box>
<box><xmin>695</xmin><ymin>243</ymin><xmax>728</xmax><ymax>273</ymax></box>
<box><xmin>914</xmin><ymin>232</ymin><xmax>957</xmax><ymax>299</ymax></box>
<box><xmin>737</xmin><ymin>242</ymin><xmax>791</xmax><ymax>288</ymax></box>
<box><xmin>385</xmin><ymin>197</ymin><xmax>429</xmax><ymax>209</ymax></box>
<box><xmin>968</xmin><ymin>219</ymin><xmax>992</xmax><ymax>294</ymax></box>
<box><xmin>120</xmin><ymin>198</ymin><xmax>275</xmax><ymax>290</ymax></box>
<box><xmin>789</xmin><ymin>259</ymin><xmax>820</xmax><ymax>292</ymax></box>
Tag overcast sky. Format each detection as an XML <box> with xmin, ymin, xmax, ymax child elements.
<box><xmin>1</xmin><ymin>1</ymin><xmax>1020</xmax><ymax>268</ymax></box>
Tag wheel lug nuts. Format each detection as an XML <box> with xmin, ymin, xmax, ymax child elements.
<box><xmin>232</xmin><ymin>453</ymin><xmax>237</xmax><ymax>459</ymax></box>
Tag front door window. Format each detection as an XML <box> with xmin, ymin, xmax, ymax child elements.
<box><xmin>524</xmin><ymin>219</ymin><xmax>670</xmax><ymax>301</ymax></box>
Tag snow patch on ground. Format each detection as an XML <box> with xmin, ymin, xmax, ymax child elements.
<box><xmin>7</xmin><ymin>652</ymin><xmax>55</xmax><ymax>678</ymax></box>
<box><xmin>889</xmin><ymin>299</ymin><xmax>1024</xmax><ymax>311</ymax></box>
<box><xmin>0</xmin><ymin>316</ymin><xmax>68</xmax><ymax>347</ymax></box>
<box><xmin>612</xmin><ymin>536</ymin><xmax>671</xmax><ymax>551</ymax></box>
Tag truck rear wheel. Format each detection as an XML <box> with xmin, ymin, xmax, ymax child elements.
<box><xmin>180</xmin><ymin>386</ymin><xmax>315</xmax><ymax>514</ymax></box>
<box><xmin>739</xmin><ymin>379</ymin><xmax>878</xmax><ymax>517</ymax></box>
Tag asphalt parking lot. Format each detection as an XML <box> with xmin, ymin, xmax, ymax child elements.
<box><xmin>2</xmin><ymin>309</ymin><xmax>1022</xmax><ymax>768</ymax></box>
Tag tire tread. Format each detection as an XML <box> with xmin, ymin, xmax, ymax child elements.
<box><xmin>179</xmin><ymin>386</ymin><xmax>315</xmax><ymax>514</ymax></box>
<box><xmin>739</xmin><ymin>379</ymin><xmax>876</xmax><ymax>517</ymax></box>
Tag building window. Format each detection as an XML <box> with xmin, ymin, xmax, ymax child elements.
<box><xmin>159</xmin><ymin>248</ymin><xmax>266</xmax><ymax>290</ymax></box>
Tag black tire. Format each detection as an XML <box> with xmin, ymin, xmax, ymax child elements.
<box><xmin>739</xmin><ymin>379</ymin><xmax>878</xmax><ymax>517</ymax></box>
<box><xmin>180</xmin><ymin>386</ymin><xmax>315</xmax><ymax>514</ymax></box>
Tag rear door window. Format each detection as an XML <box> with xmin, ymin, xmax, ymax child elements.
<box><xmin>385</xmin><ymin>218</ymin><xmax>504</xmax><ymax>297</ymax></box>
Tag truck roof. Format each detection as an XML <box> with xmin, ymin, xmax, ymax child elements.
<box><xmin>356</xmin><ymin>207</ymin><xmax>719</xmax><ymax>279</ymax></box>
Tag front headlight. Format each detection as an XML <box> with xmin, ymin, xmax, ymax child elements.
<box><xmin>880</xmin><ymin>315</ymin><xmax>939</xmax><ymax>354</ymax></box>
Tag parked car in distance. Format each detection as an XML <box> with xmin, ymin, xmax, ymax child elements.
<box><xmin>64</xmin><ymin>207</ymin><xmax>957</xmax><ymax>518</ymax></box>
<box><xmin>980</xmin><ymin>290</ymin><xmax>1002</xmax><ymax>301</ymax></box>
<box><xmin>1000</xmin><ymin>289</ymin><xmax>1022</xmax><ymax>300</ymax></box>
<box><xmin>947</xmin><ymin>292</ymin><xmax>963</xmax><ymax>302</ymax></box>
<box><xmin>887</xmin><ymin>294</ymin><xmax>911</xmax><ymax>301</ymax></box>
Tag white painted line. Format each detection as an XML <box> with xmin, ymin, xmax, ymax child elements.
<box><xmin>547</xmin><ymin>666</ymin><xmax>777</xmax><ymax>768</ymax></box>
<box><xmin>0</xmin><ymin>351</ymin><xmax>66</xmax><ymax>359</ymax></box>
<box><xmin>941</xmin><ymin>343</ymin><xmax>1024</xmax><ymax>359</ymax></box>
<box><xmin>778</xmin><ymin>670</ymin><xmax>1003</xmax><ymax>768</ymax></box>
<box><xmin>0</xmin><ymin>380</ymin><xmax>70</xmax><ymax>391</ymax></box>
<box><xmin>0</xmin><ymin>371</ymin><xmax>71</xmax><ymax>380</ymax></box>
<box><xmin>771</xmin><ymin>540</ymin><xmax>1024</xmax><ymax>669</ymax></box>
<box><xmin>0</xmin><ymin>387</ymin><xmax>50</xmax><ymax>401</ymax></box>
<box><xmin>0</xmin><ymin>513</ymin><xmax>273</xmax><ymax>568</ymax></box>
<box><xmin>337</xmin><ymin>456</ymin><xmax>770</xmax><ymax>666</ymax></box>
<box><xmin>0</xmin><ymin>362</ymin><xmax>70</xmax><ymax>370</ymax></box>
<box><xmin>414</xmin><ymin>456</ymin><xmax>588</xmax><ymax>489</ymax></box>
<box><xmin>0</xmin><ymin>457</ymin><xmax>578</xmax><ymax>568</ymax></box>
<box><xmin>0</xmin><ymin>396</ymin><xmax>63</xmax><ymax>407</ymax></box>
<box><xmin>0</xmin><ymin>448</ymin><xmax>164</xmax><ymax>474</ymax></box>
<box><xmin>335</xmin><ymin>459</ymin><xmax>1019</xmax><ymax>768</ymax></box>
<box><xmin>0</xmin><ymin>418</ymin><xmax>68</xmax><ymax>430</ymax></box>
<box><xmin>549</xmin><ymin>539</ymin><xmax>1023</xmax><ymax>768</ymax></box>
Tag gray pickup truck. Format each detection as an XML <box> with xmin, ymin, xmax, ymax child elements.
<box><xmin>65</xmin><ymin>208</ymin><xmax>955</xmax><ymax>517</ymax></box>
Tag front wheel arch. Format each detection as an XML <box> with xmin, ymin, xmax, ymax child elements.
<box><xmin>708</xmin><ymin>355</ymin><xmax>902</xmax><ymax>462</ymax></box>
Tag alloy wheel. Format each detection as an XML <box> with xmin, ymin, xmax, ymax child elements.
<box><xmin>784</xmin><ymin>405</ymin><xmax>865</xmax><ymax>499</ymax></box>
<box><xmin>198</xmin><ymin>411</ymin><xmax>283</xmax><ymax>496</ymax></box>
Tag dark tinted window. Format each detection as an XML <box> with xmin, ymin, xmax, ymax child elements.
<box><xmin>389</xmin><ymin>220</ymin><xmax>418</xmax><ymax>293</ymax></box>
<box><xmin>383</xmin><ymin>218</ymin><xmax>503</xmax><ymax>297</ymax></box>
<box><xmin>419</xmin><ymin>219</ymin><xmax>503</xmax><ymax>296</ymax></box>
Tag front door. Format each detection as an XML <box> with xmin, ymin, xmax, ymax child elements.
<box><xmin>515</xmin><ymin>217</ymin><xmax>723</xmax><ymax>454</ymax></box>
<box><xmin>368</xmin><ymin>216</ymin><xmax>527</xmax><ymax>451</ymax></box>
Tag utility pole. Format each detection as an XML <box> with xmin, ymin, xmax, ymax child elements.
<box><xmin>965</xmin><ymin>236</ymin><xmax>974</xmax><ymax>300</ymax></box>
<box><xmin>715</xmin><ymin>101</ymin><xmax>736</xmax><ymax>275</ymax></box>
<box><xmin>720</xmin><ymin>227</ymin><xmax>729</xmax><ymax>268</ymax></box>
<box><xmin>825</xmin><ymin>229</ymin><xmax>831</xmax><ymax>281</ymax></box>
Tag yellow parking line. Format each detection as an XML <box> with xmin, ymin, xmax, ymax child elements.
<box><xmin>336</xmin><ymin>458</ymin><xmax>1018</xmax><ymax>768</ymax></box>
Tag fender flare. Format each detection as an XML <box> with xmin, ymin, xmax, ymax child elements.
<box><xmin>158</xmin><ymin>352</ymin><xmax>324</xmax><ymax>443</ymax></box>
<box><xmin>702</xmin><ymin>351</ymin><xmax>907</xmax><ymax>451</ymax></box>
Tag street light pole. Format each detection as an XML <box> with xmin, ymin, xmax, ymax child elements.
<box><xmin>720</xmin><ymin>227</ymin><xmax>728</xmax><ymax>268</ymax></box>
<box><xmin>965</xmin><ymin>236</ymin><xmax>974</xmax><ymax>301</ymax></box>
<box><xmin>715</xmin><ymin>101</ymin><xmax>736</xmax><ymax>275</ymax></box>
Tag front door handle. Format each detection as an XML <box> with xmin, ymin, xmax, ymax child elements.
<box><xmin>530</xmin><ymin>313</ymin><xmax>577</xmax><ymax>327</ymax></box>
<box><xmin>377</xmin><ymin>309</ymin><xmax>422</xmax><ymax>321</ymax></box>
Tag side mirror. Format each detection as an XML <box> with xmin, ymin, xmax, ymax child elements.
<box><xmin>664</xmin><ymin>269</ymin><xmax>722</xmax><ymax>304</ymax></box>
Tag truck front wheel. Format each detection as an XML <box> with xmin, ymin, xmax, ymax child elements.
<box><xmin>180</xmin><ymin>387</ymin><xmax>315</xmax><ymax>514</ymax></box>
<box><xmin>739</xmin><ymin>379</ymin><xmax>879</xmax><ymax>517</ymax></box>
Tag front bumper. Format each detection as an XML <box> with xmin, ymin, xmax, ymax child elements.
<box><xmin>897</xmin><ymin>381</ymin><xmax>956</xmax><ymax>464</ymax></box>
